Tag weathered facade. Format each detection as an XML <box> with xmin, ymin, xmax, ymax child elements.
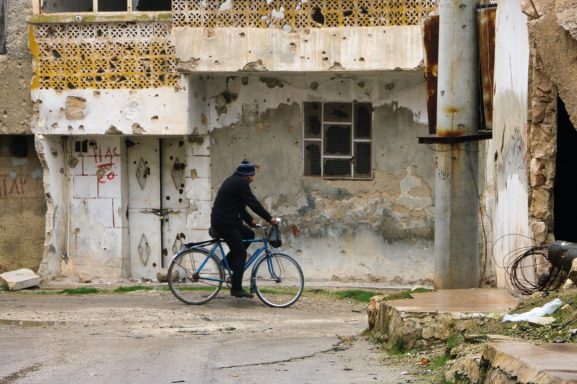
<box><xmin>0</xmin><ymin>0</ymin><xmax>46</xmax><ymax>274</ymax></box>
<box><xmin>489</xmin><ymin>0</ymin><xmax>577</xmax><ymax>288</ymax></box>
<box><xmin>28</xmin><ymin>0</ymin><xmax>438</xmax><ymax>285</ymax></box>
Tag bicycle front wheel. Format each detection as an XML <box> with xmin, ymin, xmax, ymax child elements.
<box><xmin>252</xmin><ymin>252</ymin><xmax>304</xmax><ymax>308</ymax></box>
<box><xmin>168</xmin><ymin>247</ymin><xmax>224</xmax><ymax>305</ymax></box>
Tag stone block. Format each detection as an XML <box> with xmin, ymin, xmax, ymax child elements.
<box><xmin>156</xmin><ymin>268</ymin><xmax>179</xmax><ymax>283</ymax></box>
<box><xmin>0</xmin><ymin>269</ymin><xmax>41</xmax><ymax>291</ymax></box>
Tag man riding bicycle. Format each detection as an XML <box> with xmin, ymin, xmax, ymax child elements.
<box><xmin>210</xmin><ymin>160</ymin><xmax>279</xmax><ymax>299</ymax></box>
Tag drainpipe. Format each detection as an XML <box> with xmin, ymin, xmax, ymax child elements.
<box><xmin>433</xmin><ymin>0</ymin><xmax>480</xmax><ymax>288</ymax></box>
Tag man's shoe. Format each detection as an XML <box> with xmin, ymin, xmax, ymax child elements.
<box><xmin>230</xmin><ymin>289</ymin><xmax>254</xmax><ymax>299</ymax></box>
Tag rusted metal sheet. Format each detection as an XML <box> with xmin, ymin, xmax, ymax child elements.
<box><xmin>478</xmin><ymin>5</ymin><xmax>496</xmax><ymax>131</ymax></box>
<box><xmin>423</xmin><ymin>14</ymin><xmax>439</xmax><ymax>134</ymax></box>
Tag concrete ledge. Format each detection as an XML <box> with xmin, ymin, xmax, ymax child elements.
<box><xmin>447</xmin><ymin>338</ymin><xmax>577</xmax><ymax>384</ymax></box>
<box><xmin>370</xmin><ymin>289</ymin><xmax>519</xmax><ymax>350</ymax></box>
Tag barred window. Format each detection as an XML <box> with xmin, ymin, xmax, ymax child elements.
<box><xmin>303</xmin><ymin>102</ymin><xmax>372</xmax><ymax>179</ymax></box>
<box><xmin>39</xmin><ymin>0</ymin><xmax>171</xmax><ymax>13</ymax></box>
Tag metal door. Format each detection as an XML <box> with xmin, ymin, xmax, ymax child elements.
<box><xmin>127</xmin><ymin>138</ymin><xmax>189</xmax><ymax>280</ymax></box>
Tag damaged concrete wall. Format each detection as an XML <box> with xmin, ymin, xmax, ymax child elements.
<box><xmin>0</xmin><ymin>0</ymin><xmax>33</xmax><ymax>135</ymax></box>
<box><xmin>33</xmin><ymin>87</ymin><xmax>189</xmax><ymax>136</ymax></box>
<box><xmin>0</xmin><ymin>1</ymin><xmax>46</xmax><ymax>274</ymax></box>
<box><xmin>489</xmin><ymin>0</ymin><xmax>532</xmax><ymax>288</ymax></box>
<box><xmin>0</xmin><ymin>136</ymin><xmax>45</xmax><ymax>273</ymax></box>
<box><xmin>174</xmin><ymin>26</ymin><xmax>424</xmax><ymax>73</ymax></box>
<box><xmin>527</xmin><ymin>0</ymin><xmax>577</xmax><ymax>244</ymax></box>
<box><xmin>206</xmin><ymin>73</ymin><xmax>434</xmax><ymax>285</ymax></box>
<box><xmin>490</xmin><ymin>0</ymin><xmax>577</xmax><ymax>288</ymax></box>
<box><xmin>35</xmin><ymin>135</ymin><xmax>67</xmax><ymax>278</ymax></box>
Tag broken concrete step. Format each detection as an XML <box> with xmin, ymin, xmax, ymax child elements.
<box><xmin>483</xmin><ymin>339</ymin><xmax>577</xmax><ymax>383</ymax></box>
<box><xmin>370</xmin><ymin>289</ymin><xmax>520</xmax><ymax>350</ymax></box>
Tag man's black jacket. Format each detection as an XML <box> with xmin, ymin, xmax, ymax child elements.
<box><xmin>211</xmin><ymin>173</ymin><xmax>272</xmax><ymax>228</ymax></box>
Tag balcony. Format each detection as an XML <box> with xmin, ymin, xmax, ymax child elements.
<box><xmin>172</xmin><ymin>0</ymin><xmax>437</xmax><ymax>73</ymax></box>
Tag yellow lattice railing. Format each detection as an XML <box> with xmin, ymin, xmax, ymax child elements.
<box><xmin>31</xmin><ymin>22</ymin><xmax>179</xmax><ymax>90</ymax></box>
<box><xmin>172</xmin><ymin>0</ymin><xmax>438</xmax><ymax>28</ymax></box>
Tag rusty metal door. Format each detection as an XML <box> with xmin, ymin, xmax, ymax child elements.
<box><xmin>127</xmin><ymin>138</ymin><xmax>189</xmax><ymax>280</ymax></box>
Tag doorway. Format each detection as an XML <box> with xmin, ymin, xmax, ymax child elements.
<box><xmin>127</xmin><ymin>137</ymin><xmax>189</xmax><ymax>280</ymax></box>
<box><xmin>553</xmin><ymin>98</ymin><xmax>577</xmax><ymax>243</ymax></box>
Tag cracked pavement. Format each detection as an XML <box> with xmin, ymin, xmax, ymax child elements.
<box><xmin>0</xmin><ymin>289</ymin><xmax>424</xmax><ymax>384</ymax></box>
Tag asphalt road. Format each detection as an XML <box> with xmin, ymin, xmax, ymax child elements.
<box><xmin>0</xmin><ymin>288</ymin><xmax>425</xmax><ymax>384</ymax></box>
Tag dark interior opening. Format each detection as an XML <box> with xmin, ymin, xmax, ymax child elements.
<box><xmin>10</xmin><ymin>136</ymin><xmax>30</xmax><ymax>158</ymax></box>
<box><xmin>136</xmin><ymin>0</ymin><xmax>171</xmax><ymax>11</ymax></box>
<box><xmin>553</xmin><ymin>98</ymin><xmax>577</xmax><ymax>242</ymax></box>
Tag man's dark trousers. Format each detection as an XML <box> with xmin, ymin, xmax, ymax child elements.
<box><xmin>216</xmin><ymin>225</ymin><xmax>255</xmax><ymax>291</ymax></box>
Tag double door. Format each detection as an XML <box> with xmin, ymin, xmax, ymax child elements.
<box><xmin>127</xmin><ymin>138</ymin><xmax>189</xmax><ymax>280</ymax></box>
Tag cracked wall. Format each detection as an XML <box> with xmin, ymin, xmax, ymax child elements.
<box><xmin>0</xmin><ymin>136</ymin><xmax>46</xmax><ymax>273</ymax></box>
<box><xmin>205</xmin><ymin>73</ymin><xmax>434</xmax><ymax>285</ymax></box>
<box><xmin>0</xmin><ymin>0</ymin><xmax>33</xmax><ymax>135</ymax></box>
<box><xmin>490</xmin><ymin>0</ymin><xmax>577</xmax><ymax>288</ymax></box>
<box><xmin>0</xmin><ymin>1</ymin><xmax>46</xmax><ymax>274</ymax></box>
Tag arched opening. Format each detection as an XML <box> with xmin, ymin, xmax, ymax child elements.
<box><xmin>553</xmin><ymin>98</ymin><xmax>577</xmax><ymax>242</ymax></box>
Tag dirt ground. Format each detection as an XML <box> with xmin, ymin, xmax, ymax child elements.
<box><xmin>0</xmin><ymin>286</ymin><xmax>433</xmax><ymax>384</ymax></box>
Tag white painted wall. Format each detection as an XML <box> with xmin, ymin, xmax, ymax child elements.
<box><xmin>66</xmin><ymin>136</ymin><xmax>128</xmax><ymax>279</ymax></box>
<box><xmin>491</xmin><ymin>0</ymin><xmax>531</xmax><ymax>288</ymax></box>
<box><xmin>32</xmin><ymin>86</ymin><xmax>189</xmax><ymax>135</ymax></box>
<box><xmin>173</xmin><ymin>26</ymin><xmax>424</xmax><ymax>72</ymax></box>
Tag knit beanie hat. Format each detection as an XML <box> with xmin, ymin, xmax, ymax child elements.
<box><xmin>235</xmin><ymin>160</ymin><xmax>256</xmax><ymax>176</ymax></box>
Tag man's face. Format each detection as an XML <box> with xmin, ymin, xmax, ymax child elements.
<box><xmin>246</xmin><ymin>175</ymin><xmax>254</xmax><ymax>183</ymax></box>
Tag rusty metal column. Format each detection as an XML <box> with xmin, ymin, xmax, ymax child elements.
<box><xmin>434</xmin><ymin>0</ymin><xmax>480</xmax><ymax>288</ymax></box>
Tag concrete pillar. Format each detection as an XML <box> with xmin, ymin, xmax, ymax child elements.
<box><xmin>433</xmin><ymin>0</ymin><xmax>480</xmax><ymax>288</ymax></box>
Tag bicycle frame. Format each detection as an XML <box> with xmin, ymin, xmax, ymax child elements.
<box><xmin>208</xmin><ymin>237</ymin><xmax>270</xmax><ymax>274</ymax></box>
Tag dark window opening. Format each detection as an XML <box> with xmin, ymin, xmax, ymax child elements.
<box><xmin>355</xmin><ymin>143</ymin><xmax>371</xmax><ymax>176</ymax></box>
<box><xmin>324</xmin><ymin>103</ymin><xmax>352</xmax><ymax>123</ymax></box>
<box><xmin>0</xmin><ymin>0</ymin><xmax>6</xmax><ymax>55</ymax></box>
<box><xmin>554</xmin><ymin>98</ymin><xmax>577</xmax><ymax>243</ymax></box>
<box><xmin>324</xmin><ymin>125</ymin><xmax>351</xmax><ymax>155</ymax></box>
<box><xmin>74</xmin><ymin>140</ymin><xmax>89</xmax><ymax>153</ymax></box>
<box><xmin>40</xmin><ymin>0</ymin><xmax>171</xmax><ymax>13</ymax></box>
<box><xmin>324</xmin><ymin>159</ymin><xmax>350</xmax><ymax>177</ymax></box>
<box><xmin>355</xmin><ymin>103</ymin><xmax>372</xmax><ymax>138</ymax></box>
<box><xmin>303</xmin><ymin>101</ymin><xmax>372</xmax><ymax>179</ymax></box>
<box><xmin>99</xmin><ymin>0</ymin><xmax>128</xmax><ymax>12</ymax></box>
<box><xmin>304</xmin><ymin>102</ymin><xmax>322</xmax><ymax>138</ymax></box>
<box><xmin>304</xmin><ymin>142</ymin><xmax>321</xmax><ymax>176</ymax></box>
<box><xmin>42</xmin><ymin>0</ymin><xmax>92</xmax><ymax>13</ymax></box>
<box><xmin>136</xmin><ymin>0</ymin><xmax>171</xmax><ymax>11</ymax></box>
<box><xmin>10</xmin><ymin>136</ymin><xmax>29</xmax><ymax>158</ymax></box>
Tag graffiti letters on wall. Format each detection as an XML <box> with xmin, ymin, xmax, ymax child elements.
<box><xmin>89</xmin><ymin>146</ymin><xmax>120</xmax><ymax>185</ymax></box>
<box><xmin>0</xmin><ymin>172</ymin><xmax>43</xmax><ymax>199</ymax></box>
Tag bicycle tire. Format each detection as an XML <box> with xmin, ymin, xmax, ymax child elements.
<box><xmin>168</xmin><ymin>247</ymin><xmax>224</xmax><ymax>305</ymax></box>
<box><xmin>251</xmin><ymin>252</ymin><xmax>304</xmax><ymax>308</ymax></box>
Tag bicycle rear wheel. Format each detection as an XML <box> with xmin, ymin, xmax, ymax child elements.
<box><xmin>168</xmin><ymin>247</ymin><xmax>224</xmax><ymax>305</ymax></box>
<box><xmin>252</xmin><ymin>252</ymin><xmax>304</xmax><ymax>308</ymax></box>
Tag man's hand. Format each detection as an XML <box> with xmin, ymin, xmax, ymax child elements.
<box><xmin>270</xmin><ymin>218</ymin><xmax>280</xmax><ymax>225</ymax></box>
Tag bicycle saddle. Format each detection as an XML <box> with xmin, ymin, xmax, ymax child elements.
<box><xmin>208</xmin><ymin>227</ymin><xmax>221</xmax><ymax>239</ymax></box>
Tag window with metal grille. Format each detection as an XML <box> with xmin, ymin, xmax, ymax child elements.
<box><xmin>303</xmin><ymin>102</ymin><xmax>372</xmax><ymax>179</ymax></box>
<box><xmin>39</xmin><ymin>0</ymin><xmax>171</xmax><ymax>13</ymax></box>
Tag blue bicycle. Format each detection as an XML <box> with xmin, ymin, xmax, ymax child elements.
<box><xmin>167</xmin><ymin>223</ymin><xmax>304</xmax><ymax>308</ymax></box>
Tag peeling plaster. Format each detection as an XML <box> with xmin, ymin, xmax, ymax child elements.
<box><xmin>207</xmin><ymin>76</ymin><xmax>433</xmax><ymax>283</ymax></box>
